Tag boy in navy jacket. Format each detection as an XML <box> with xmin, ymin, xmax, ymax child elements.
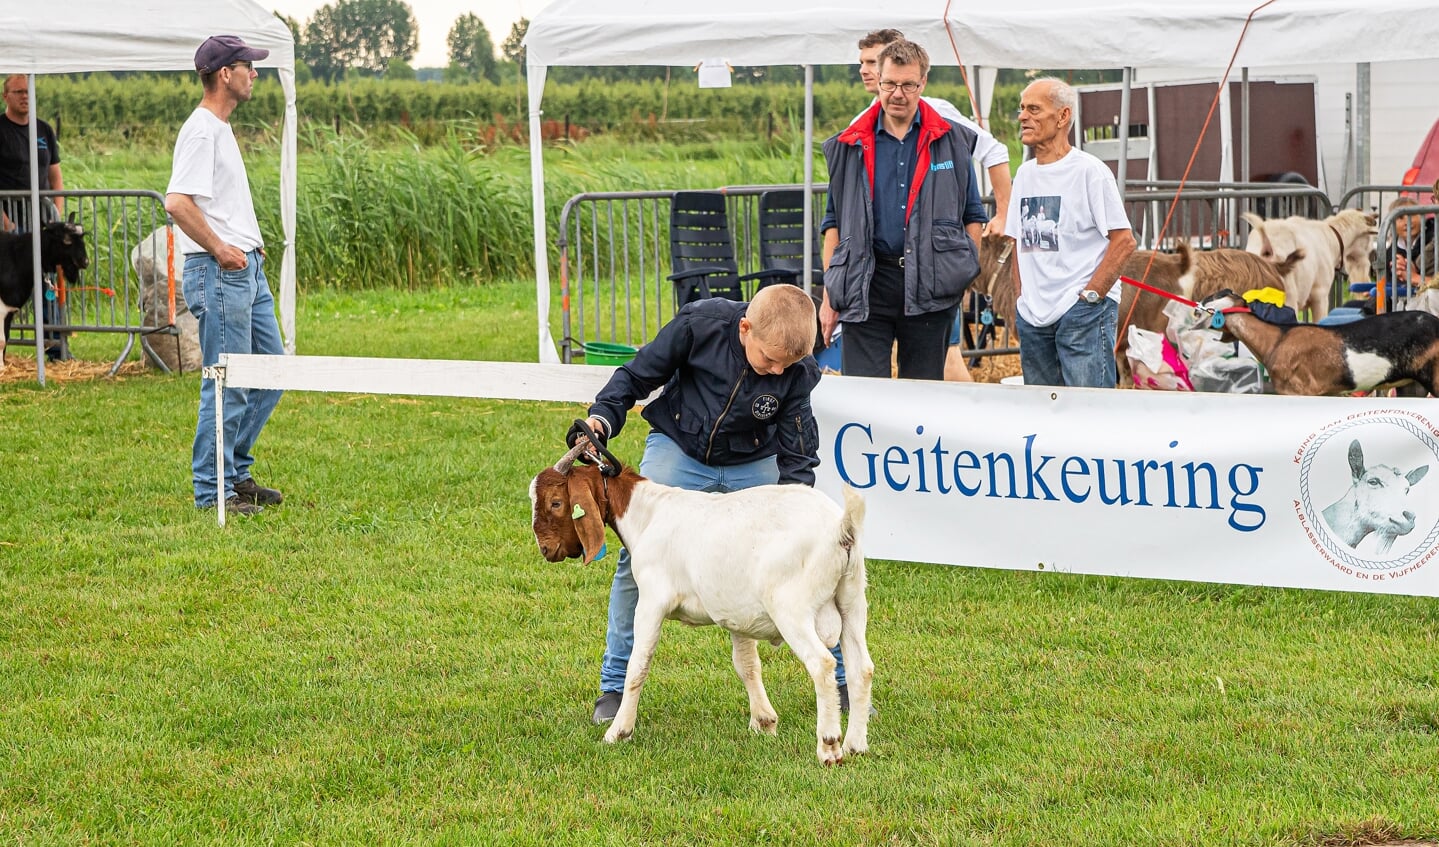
<box><xmin>576</xmin><ymin>284</ymin><xmax>857</xmax><ymax>723</ymax></box>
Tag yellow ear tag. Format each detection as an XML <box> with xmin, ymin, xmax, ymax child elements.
<box><xmin>572</xmin><ymin>504</ymin><xmax>586</xmax><ymax>519</ymax></box>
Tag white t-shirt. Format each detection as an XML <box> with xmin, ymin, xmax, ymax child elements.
<box><xmin>1004</xmin><ymin>148</ymin><xmax>1131</xmax><ymax>327</ymax></box>
<box><xmin>853</xmin><ymin>96</ymin><xmax>1009</xmax><ymax>168</ymax></box>
<box><xmin>167</xmin><ymin>107</ymin><xmax>263</xmax><ymax>255</ymax></box>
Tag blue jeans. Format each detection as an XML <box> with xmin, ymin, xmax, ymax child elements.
<box><xmin>1016</xmin><ymin>297</ymin><xmax>1118</xmax><ymax>387</ymax></box>
<box><xmin>183</xmin><ymin>251</ymin><xmax>285</xmax><ymax>505</ymax></box>
<box><xmin>600</xmin><ymin>432</ymin><xmax>848</xmax><ymax>692</ymax></box>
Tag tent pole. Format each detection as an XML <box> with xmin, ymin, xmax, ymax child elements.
<box><xmin>1240</xmin><ymin>68</ymin><xmax>1250</xmax><ymax>184</ymax></box>
<box><xmin>1117</xmin><ymin>67</ymin><xmax>1132</xmax><ymax>196</ymax></box>
<box><xmin>803</xmin><ymin>64</ymin><xmax>814</xmax><ymax>298</ymax></box>
<box><xmin>27</xmin><ymin>75</ymin><xmax>44</xmax><ymax>385</ymax></box>
<box><xmin>1356</xmin><ymin>63</ymin><xmax>1370</xmax><ymax>186</ymax></box>
<box><xmin>527</xmin><ymin>63</ymin><xmax>560</xmax><ymax>363</ymax></box>
<box><xmin>279</xmin><ymin>67</ymin><xmax>298</xmax><ymax>355</ymax></box>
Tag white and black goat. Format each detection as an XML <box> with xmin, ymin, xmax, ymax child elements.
<box><xmin>0</xmin><ymin>219</ymin><xmax>88</xmax><ymax>365</ymax></box>
<box><xmin>1199</xmin><ymin>289</ymin><xmax>1439</xmax><ymax>396</ymax></box>
<box><xmin>529</xmin><ymin>442</ymin><xmax>874</xmax><ymax>765</ymax></box>
<box><xmin>1322</xmin><ymin>439</ymin><xmax>1429</xmax><ymax>554</ymax></box>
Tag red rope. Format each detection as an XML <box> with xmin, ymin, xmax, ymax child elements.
<box><xmin>941</xmin><ymin>0</ymin><xmax>985</xmax><ymax>128</ymax></box>
<box><xmin>1115</xmin><ymin>0</ymin><xmax>1279</xmax><ymax>350</ymax></box>
<box><xmin>1118</xmin><ymin>275</ymin><xmax>1197</xmax><ymax>309</ymax></box>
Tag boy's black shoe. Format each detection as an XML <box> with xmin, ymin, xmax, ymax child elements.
<box><xmin>196</xmin><ymin>497</ymin><xmax>263</xmax><ymax>516</ymax></box>
<box><xmin>592</xmin><ymin>691</ymin><xmax>622</xmax><ymax>724</ymax></box>
<box><xmin>234</xmin><ymin>478</ymin><xmax>283</xmax><ymax>506</ymax></box>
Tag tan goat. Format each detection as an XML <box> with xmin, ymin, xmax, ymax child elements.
<box><xmin>1113</xmin><ymin>243</ymin><xmax>1305</xmax><ymax>385</ymax></box>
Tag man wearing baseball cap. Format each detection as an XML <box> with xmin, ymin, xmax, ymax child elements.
<box><xmin>165</xmin><ymin>34</ymin><xmax>285</xmax><ymax>517</ymax></box>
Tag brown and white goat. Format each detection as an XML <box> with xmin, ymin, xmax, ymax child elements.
<box><xmin>0</xmin><ymin>219</ymin><xmax>88</xmax><ymax>366</ymax></box>
<box><xmin>1199</xmin><ymin>289</ymin><xmax>1439</xmax><ymax>396</ymax></box>
<box><xmin>1242</xmin><ymin>209</ymin><xmax>1377</xmax><ymax>321</ymax></box>
<box><xmin>1322</xmin><ymin>439</ymin><xmax>1430</xmax><ymax>554</ymax></box>
<box><xmin>1113</xmin><ymin>243</ymin><xmax>1305</xmax><ymax>385</ymax></box>
<box><xmin>529</xmin><ymin>443</ymin><xmax>874</xmax><ymax>765</ymax></box>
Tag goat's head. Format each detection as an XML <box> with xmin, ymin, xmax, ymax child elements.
<box><xmin>529</xmin><ymin>442</ymin><xmax>613</xmax><ymax>565</ymax></box>
<box><xmin>1341</xmin><ymin>439</ymin><xmax>1429</xmax><ymax>550</ymax></box>
<box><xmin>1328</xmin><ymin>209</ymin><xmax>1378</xmax><ymax>283</ymax></box>
<box><xmin>40</xmin><ymin>216</ymin><xmax>88</xmax><ymax>284</ymax></box>
<box><xmin>1191</xmin><ymin>289</ymin><xmax>1247</xmax><ymax>338</ymax></box>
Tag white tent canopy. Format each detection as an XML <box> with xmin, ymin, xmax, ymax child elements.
<box><xmin>525</xmin><ymin>0</ymin><xmax>1439</xmax><ymax>361</ymax></box>
<box><xmin>529</xmin><ymin>0</ymin><xmax>1439</xmax><ymax>69</ymax></box>
<box><xmin>1</xmin><ymin>0</ymin><xmax>299</xmax><ymax>355</ymax></box>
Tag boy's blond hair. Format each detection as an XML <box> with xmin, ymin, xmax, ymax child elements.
<box><xmin>746</xmin><ymin>284</ymin><xmax>817</xmax><ymax>360</ymax></box>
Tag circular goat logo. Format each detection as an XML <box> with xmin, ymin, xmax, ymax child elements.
<box><xmin>751</xmin><ymin>393</ymin><xmax>780</xmax><ymax>420</ymax></box>
<box><xmin>1296</xmin><ymin>413</ymin><xmax>1439</xmax><ymax>579</ymax></box>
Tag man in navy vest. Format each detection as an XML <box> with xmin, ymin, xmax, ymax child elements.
<box><xmin>819</xmin><ymin>40</ymin><xmax>986</xmax><ymax>379</ymax></box>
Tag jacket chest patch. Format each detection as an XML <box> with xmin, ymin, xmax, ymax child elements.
<box><xmin>751</xmin><ymin>394</ymin><xmax>780</xmax><ymax>420</ymax></box>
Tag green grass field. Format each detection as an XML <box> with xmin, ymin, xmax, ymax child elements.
<box><xmin>3</xmin><ymin>282</ymin><xmax>1439</xmax><ymax>846</ymax></box>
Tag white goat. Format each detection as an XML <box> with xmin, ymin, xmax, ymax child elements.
<box><xmin>1242</xmin><ymin>209</ymin><xmax>1377</xmax><ymax>321</ymax></box>
<box><xmin>1322</xmin><ymin>439</ymin><xmax>1430</xmax><ymax>554</ymax></box>
<box><xmin>529</xmin><ymin>442</ymin><xmax>874</xmax><ymax>765</ymax></box>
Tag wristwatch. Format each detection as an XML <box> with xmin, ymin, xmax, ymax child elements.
<box><xmin>1081</xmin><ymin>289</ymin><xmax>1102</xmax><ymax>304</ymax></box>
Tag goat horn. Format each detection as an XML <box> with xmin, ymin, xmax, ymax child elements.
<box><xmin>554</xmin><ymin>442</ymin><xmax>589</xmax><ymax>474</ymax></box>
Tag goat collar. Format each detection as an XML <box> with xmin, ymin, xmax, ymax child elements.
<box><xmin>1206</xmin><ymin>303</ymin><xmax>1251</xmax><ymax>330</ymax></box>
<box><xmin>1328</xmin><ymin>224</ymin><xmax>1346</xmax><ymax>271</ymax></box>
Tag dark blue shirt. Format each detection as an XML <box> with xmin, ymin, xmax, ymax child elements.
<box><xmin>820</xmin><ymin>111</ymin><xmax>988</xmax><ymax>254</ymax></box>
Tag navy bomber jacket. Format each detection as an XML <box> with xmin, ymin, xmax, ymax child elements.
<box><xmin>587</xmin><ymin>299</ymin><xmax>821</xmax><ymax>485</ymax></box>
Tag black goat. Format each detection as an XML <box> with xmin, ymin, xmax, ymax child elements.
<box><xmin>0</xmin><ymin>219</ymin><xmax>88</xmax><ymax>365</ymax></box>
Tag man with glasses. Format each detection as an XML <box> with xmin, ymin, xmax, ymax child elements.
<box><xmin>166</xmin><ymin>35</ymin><xmax>286</xmax><ymax>517</ymax></box>
<box><xmin>820</xmin><ymin>39</ymin><xmax>986</xmax><ymax>379</ymax></box>
<box><xmin>850</xmin><ymin>30</ymin><xmax>1011</xmax><ymax>239</ymax></box>
<box><xmin>2</xmin><ymin>74</ymin><xmax>68</xmax><ymax>359</ymax></box>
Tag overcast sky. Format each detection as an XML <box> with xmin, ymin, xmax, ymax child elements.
<box><xmin>266</xmin><ymin>0</ymin><xmax>554</xmax><ymax>68</ymax></box>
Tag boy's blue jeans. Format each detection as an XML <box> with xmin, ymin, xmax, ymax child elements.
<box><xmin>183</xmin><ymin>251</ymin><xmax>285</xmax><ymax>506</ymax></box>
<box><xmin>600</xmin><ymin>431</ymin><xmax>847</xmax><ymax>692</ymax></box>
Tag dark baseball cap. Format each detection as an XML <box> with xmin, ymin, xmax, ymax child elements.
<box><xmin>194</xmin><ymin>35</ymin><xmax>270</xmax><ymax>74</ymax></box>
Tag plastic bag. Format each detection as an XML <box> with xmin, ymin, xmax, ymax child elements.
<box><xmin>1127</xmin><ymin>325</ymin><xmax>1192</xmax><ymax>390</ymax></box>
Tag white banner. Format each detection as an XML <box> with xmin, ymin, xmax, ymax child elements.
<box><xmin>812</xmin><ymin>377</ymin><xmax>1439</xmax><ymax>597</ymax></box>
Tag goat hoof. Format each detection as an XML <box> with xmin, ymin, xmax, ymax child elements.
<box><xmin>603</xmin><ymin>725</ymin><xmax>633</xmax><ymax>744</ymax></box>
<box><xmin>749</xmin><ymin>714</ymin><xmax>778</xmax><ymax>735</ymax></box>
<box><xmin>843</xmin><ymin>738</ymin><xmax>869</xmax><ymax>757</ymax></box>
<box><xmin>817</xmin><ymin>740</ymin><xmax>844</xmax><ymax>765</ymax></box>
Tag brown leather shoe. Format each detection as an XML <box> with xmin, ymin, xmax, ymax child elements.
<box><xmin>234</xmin><ymin>478</ymin><xmax>283</xmax><ymax>506</ymax></box>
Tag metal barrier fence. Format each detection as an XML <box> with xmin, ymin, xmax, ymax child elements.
<box><xmin>1336</xmin><ymin>183</ymin><xmax>1425</xmax><ymax>217</ymax></box>
<box><xmin>1121</xmin><ymin>184</ymin><xmax>1333</xmax><ymax>249</ymax></box>
<box><xmin>2</xmin><ymin>189</ymin><xmax>177</xmax><ymax>377</ymax></box>
<box><xmin>556</xmin><ymin>182</ymin><xmax>1421</xmax><ymax>366</ymax></box>
<box><xmin>555</xmin><ymin>184</ymin><xmax>1021</xmax><ymax>364</ymax></box>
<box><xmin>557</xmin><ymin>185</ymin><xmax>831</xmax><ymax>364</ymax></box>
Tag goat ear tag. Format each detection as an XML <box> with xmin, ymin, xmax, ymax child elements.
<box><xmin>571</xmin><ymin>503</ymin><xmax>585</xmax><ymax>519</ymax></box>
<box><xmin>1210</xmin><ymin>312</ymin><xmax>1226</xmax><ymax>330</ymax></box>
